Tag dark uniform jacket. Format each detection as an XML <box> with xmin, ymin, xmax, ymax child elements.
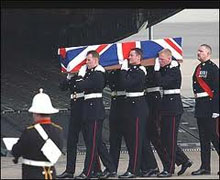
<box><xmin>120</xmin><ymin>64</ymin><xmax>147</xmax><ymax>119</ymax></box>
<box><xmin>75</xmin><ymin>65</ymin><xmax>106</xmax><ymax>121</ymax></box>
<box><xmin>155</xmin><ymin>61</ymin><xmax>183</xmax><ymax>115</ymax></box>
<box><xmin>11</xmin><ymin>120</ymin><xmax>63</xmax><ymax>179</ymax></box>
<box><xmin>12</xmin><ymin>120</ymin><xmax>63</xmax><ymax>162</ymax></box>
<box><xmin>193</xmin><ymin>60</ymin><xmax>219</xmax><ymax>118</ymax></box>
<box><xmin>60</xmin><ymin>75</ymin><xmax>84</xmax><ymax>117</ymax></box>
<box><xmin>145</xmin><ymin>66</ymin><xmax>161</xmax><ymax>110</ymax></box>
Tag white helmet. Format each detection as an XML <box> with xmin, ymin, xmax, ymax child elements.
<box><xmin>28</xmin><ymin>88</ymin><xmax>59</xmax><ymax>114</ymax></box>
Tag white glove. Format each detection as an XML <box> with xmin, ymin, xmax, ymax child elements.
<box><xmin>78</xmin><ymin>64</ymin><xmax>87</xmax><ymax>77</ymax></box>
<box><xmin>154</xmin><ymin>57</ymin><xmax>160</xmax><ymax>71</ymax></box>
<box><xmin>121</xmin><ymin>59</ymin><xmax>129</xmax><ymax>71</ymax></box>
<box><xmin>67</xmin><ymin>73</ymin><xmax>75</xmax><ymax>80</ymax></box>
<box><xmin>212</xmin><ymin>113</ymin><xmax>219</xmax><ymax>118</ymax></box>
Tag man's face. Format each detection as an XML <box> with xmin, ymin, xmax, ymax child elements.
<box><xmin>86</xmin><ymin>54</ymin><xmax>98</xmax><ymax>69</ymax></box>
<box><xmin>159</xmin><ymin>53</ymin><xmax>172</xmax><ymax>67</ymax></box>
<box><xmin>197</xmin><ymin>46</ymin><xmax>210</xmax><ymax>62</ymax></box>
<box><xmin>128</xmin><ymin>50</ymin><xmax>141</xmax><ymax>65</ymax></box>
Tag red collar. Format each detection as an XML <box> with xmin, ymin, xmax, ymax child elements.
<box><xmin>35</xmin><ymin>119</ymin><xmax>52</xmax><ymax>124</ymax></box>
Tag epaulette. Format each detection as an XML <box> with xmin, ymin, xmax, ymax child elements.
<box><xmin>51</xmin><ymin>122</ymin><xmax>63</xmax><ymax>130</ymax></box>
<box><xmin>170</xmin><ymin>60</ymin><xmax>179</xmax><ymax>68</ymax></box>
<box><xmin>95</xmin><ymin>65</ymin><xmax>105</xmax><ymax>73</ymax></box>
<box><xmin>27</xmin><ymin>125</ymin><xmax>34</xmax><ymax>130</ymax></box>
<box><xmin>139</xmin><ymin>66</ymin><xmax>147</xmax><ymax>75</ymax></box>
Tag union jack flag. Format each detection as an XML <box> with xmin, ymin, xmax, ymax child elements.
<box><xmin>58</xmin><ymin>37</ymin><xmax>183</xmax><ymax>73</ymax></box>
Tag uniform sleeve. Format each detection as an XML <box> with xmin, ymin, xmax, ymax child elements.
<box><xmin>120</xmin><ymin>70</ymin><xmax>144</xmax><ymax>89</ymax></box>
<box><xmin>76</xmin><ymin>71</ymin><xmax>105</xmax><ymax>90</ymax></box>
<box><xmin>155</xmin><ymin>67</ymin><xmax>181</xmax><ymax>88</ymax></box>
<box><xmin>210</xmin><ymin>65</ymin><xmax>219</xmax><ymax>113</ymax></box>
<box><xmin>11</xmin><ymin>129</ymin><xmax>29</xmax><ymax>159</ymax></box>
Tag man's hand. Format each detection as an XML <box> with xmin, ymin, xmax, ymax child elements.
<box><xmin>154</xmin><ymin>57</ymin><xmax>160</xmax><ymax>71</ymax></box>
<box><xmin>121</xmin><ymin>59</ymin><xmax>129</xmax><ymax>71</ymax></box>
<box><xmin>212</xmin><ymin>113</ymin><xmax>219</xmax><ymax>119</ymax></box>
<box><xmin>67</xmin><ymin>73</ymin><xmax>75</xmax><ymax>80</ymax></box>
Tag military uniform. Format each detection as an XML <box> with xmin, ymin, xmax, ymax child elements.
<box><xmin>192</xmin><ymin>59</ymin><xmax>219</xmax><ymax>171</ymax></box>
<box><xmin>75</xmin><ymin>65</ymin><xmax>116</xmax><ymax>177</ymax></box>
<box><xmin>120</xmin><ymin>64</ymin><xmax>148</xmax><ymax>175</ymax></box>
<box><xmin>155</xmin><ymin>61</ymin><xmax>190</xmax><ymax>174</ymax></box>
<box><xmin>11</xmin><ymin>119</ymin><xmax>63</xmax><ymax>179</ymax></box>
<box><xmin>141</xmin><ymin>66</ymin><xmax>161</xmax><ymax>173</ymax></box>
<box><xmin>106</xmin><ymin>69</ymin><xmax>126</xmax><ymax>171</ymax></box>
<box><xmin>59</xmin><ymin>76</ymin><xmax>101</xmax><ymax>176</ymax></box>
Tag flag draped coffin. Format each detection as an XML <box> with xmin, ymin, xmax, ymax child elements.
<box><xmin>58</xmin><ymin>37</ymin><xmax>183</xmax><ymax>73</ymax></box>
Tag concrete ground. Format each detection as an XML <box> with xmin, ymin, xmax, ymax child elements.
<box><xmin>1</xmin><ymin>150</ymin><xmax>219</xmax><ymax>179</ymax></box>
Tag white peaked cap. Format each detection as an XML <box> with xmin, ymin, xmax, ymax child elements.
<box><xmin>28</xmin><ymin>88</ymin><xmax>59</xmax><ymax>114</ymax></box>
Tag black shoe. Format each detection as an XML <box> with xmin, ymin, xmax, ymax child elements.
<box><xmin>119</xmin><ymin>171</ymin><xmax>136</xmax><ymax>178</ymax></box>
<box><xmin>177</xmin><ymin>160</ymin><xmax>193</xmax><ymax>176</ymax></box>
<box><xmin>99</xmin><ymin>169</ymin><xmax>117</xmax><ymax>178</ymax></box>
<box><xmin>75</xmin><ymin>172</ymin><xmax>88</xmax><ymax>179</ymax></box>
<box><xmin>93</xmin><ymin>171</ymin><xmax>103</xmax><ymax>178</ymax></box>
<box><xmin>191</xmin><ymin>169</ymin><xmax>210</xmax><ymax>175</ymax></box>
<box><xmin>56</xmin><ymin>171</ymin><xmax>74</xmax><ymax>178</ymax></box>
<box><xmin>89</xmin><ymin>171</ymin><xmax>103</xmax><ymax>179</ymax></box>
<box><xmin>157</xmin><ymin>171</ymin><xmax>172</xmax><ymax>178</ymax></box>
<box><xmin>142</xmin><ymin>167</ymin><xmax>159</xmax><ymax>177</ymax></box>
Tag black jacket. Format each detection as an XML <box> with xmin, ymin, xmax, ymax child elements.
<box><xmin>154</xmin><ymin>61</ymin><xmax>183</xmax><ymax>115</ymax></box>
<box><xmin>193</xmin><ymin>60</ymin><xmax>219</xmax><ymax>118</ymax></box>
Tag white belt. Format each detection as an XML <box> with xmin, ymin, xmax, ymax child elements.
<box><xmin>126</xmin><ymin>92</ymin><xmax>145</xmax><ymax>97</ymax></box>
<box><xmin>70</xmin><ymin>92</ymin><xmax>84</xmax><ymax>99</ymax></box>
<box><xmin>195</xmin><ymin>92</ymin><xmax>209</xmax><ymax>98</ymax></box>
<box><xmin>84</xmin><ymin>93</ymin><xmax>102</xmax><ymax>100</ymax></box>
<box><xmin>111</xmin><ymin>91</ymin><xmax>126</xmax><ymax>97</ymax></box>
<box><xmin>163</xmin><ymin>89</ymin><xmax>180</xmax><ymax>95</ymax></box>
<box><xmin>146</xmin><ymin>87</ymin><xmax>160</xmax><ymax>93</ymax></box>
<box><xmin>22</xmin><ymin>158</ymin><xmax>54</xmax><ymax>167</ymax></box>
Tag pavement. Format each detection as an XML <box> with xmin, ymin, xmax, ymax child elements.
<box><xmin>1</xmin><ymin>150</ymin><xmax>219</xmax><ymax>179</ymax></box>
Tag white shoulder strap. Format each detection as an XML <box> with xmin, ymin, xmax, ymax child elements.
<box><xmin>34</xmin><ymin>124</ymin><xmax>48</xmax><ymax>140</ymax></box>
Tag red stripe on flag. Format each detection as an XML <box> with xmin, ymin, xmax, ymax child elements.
<box><xmin>96</xmin><ymin>44</ymin><xmax>108</xmax><ymax>53</ymax></box>
<box><xmin>61</xmin><ymin>67</ymin><xmax>67</xmax><ymax>73</ymax></box>
<box><xmin>164</xmin><ymin>38</ymin><xmax>182</xmax><ymax>56</ymax></box>
<box><xmin>72</xmin><ymin>44</ymin><xmax>108</xmax><ymax>72</ymax></box>
<box><xmin>71</xmin><ymin>59</ymin><xmax>86</xmax><ymax>72</ymax></box>
<box><xmin>122</xmin><ymin>42</ymin><xmax>136</xmax><ymax>59</ymax></box>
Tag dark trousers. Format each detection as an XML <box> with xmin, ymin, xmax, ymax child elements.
<box><xmin>141</xmin><ymin>100</ymin><xmax>158</xmax><ymax>171</ymax></box>
<box><xmin>123</xmin><ymin>97</ymin><xmax>147</xmax><ymax>175</ymax></box>
<box><xmin>109</xmin><ymin>97</ymin><xmax>126</xmax><ymax>172</ymax></box>
<box><xmin>196</xmin><ymin>117</ymin><xmax>219</xmax><ymax>170</ymax></box>
<box><xmin>160</xmin><ymin>114</ymin><xmax>189</xmax><ymax>173</ymax></box>
<box><xmin>83</xmin><ymin>120</ymin><xmax>115</xmax><ymax>176</ymax></box>
<box><xmin>66</xmin><ymin>100</ymin><xmax>101</xmax><ymax>174</ymax></box>
<box><xmin>22</xmin><ymin>164</ymin><xmax>56</xmax><ymax>179</ymax></box>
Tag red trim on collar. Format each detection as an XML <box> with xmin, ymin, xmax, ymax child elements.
<box><xmin>35</xmin><ymin>119</ymin><xmax>52</xmax><ymax>124</ymax></box>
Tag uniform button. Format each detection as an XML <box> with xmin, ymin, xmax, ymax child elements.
<box><xmin>194</xmin><ymin>89</ymin><xmax>196</xmax><ymax>91</ymax></box>
<box><xmin>74</xmin><ymin>85</ymin><xmax>76</xmax><ymax>88</ymax></box>
<box><xmin>90</xmin><ymin>103</ymin><xmax>93</xmax><ymax>106</ymax></box>
<box><xmin>155</xmin><ymin>96</ymin><xmax>158</xmax><ymax>98</ymax></box>
<box><xmin>170</xmin><ymin>98</ymin><xmax>173</xmax><ymax>100</ymax></box>
<box><xmin>193</xmin><ymin>81</ymin><xmax>196</xmax><ymax>84</ymax></box>
<box><xmin>132</xmin><ymin>101</ymin><xmax>135</xmax><ymax>104</ymax></box>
